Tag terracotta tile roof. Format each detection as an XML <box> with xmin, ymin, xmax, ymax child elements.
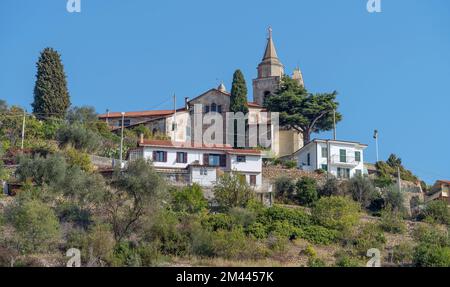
<box><xmin>98</xmin><ymin>110</ymin><xmax>175</xmax><ymax>119</ymax></box>
<box><xmin>247</xmin><ymin>102</ymin><xmax>262</xmax><ymax>108</ymax></box>
<box><xmin>139</xmin><ymin>140</ymin><xmax>261</xmax><ymax>155</ymax></box>
<box><xmin>437</xmin><ymin>180</ymin><xmax>450</xmax><ymax>185</ymax></box>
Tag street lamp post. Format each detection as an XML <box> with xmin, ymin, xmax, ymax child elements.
<box><xmin>373</xmin><ymin>129</ymin><xmax>379</xmax><ymax>162</ymax></box>
<box><xmin>119</xmin><ymin>112</ymin><xmax>125</xmax><ymax>168</ymax></box>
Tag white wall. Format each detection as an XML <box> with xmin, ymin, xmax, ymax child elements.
<box><xmin>229</xmin><ymin>154</ymin><xmax>262</xmax><ymax>173</ymax></box>
<box><xmin>143</xmin><ymin>147</ymin><xmax>206</xmax><ymax>168</ymax></box>
<box><xmin>297</xmin><ymin>143</ymin><xmax>317</xmax><ymax>171</ymax></box>
<box><xmin>190</xmin><ymin>167</ymin><xmax>217</xmax><ymax>187</ymax></box>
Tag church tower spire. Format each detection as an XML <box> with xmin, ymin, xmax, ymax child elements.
<box><xmin>257</xmin><ymin>27</ymin><xmax>284</xmax><ymax>78</ymax></box>
<box><xmin>253</xmin><ymin>27</ymin><xmax>285</xmax><ymax>106</ymax></box>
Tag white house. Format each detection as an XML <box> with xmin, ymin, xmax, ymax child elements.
<box><xmin>128</xmin><ymin>139</ymin><xmax>263</xmax><ymax>189</ymax></box>
<box><xmin>293</xmin><ymin>139</ymin><xmax>368</xmax><ymax>179</ymax></box>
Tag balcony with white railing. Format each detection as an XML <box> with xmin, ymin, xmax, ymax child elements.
<box><xmin>330</xmin><ymin>155</ymin><xmax>361</xmax><ymax>166</ymax></box>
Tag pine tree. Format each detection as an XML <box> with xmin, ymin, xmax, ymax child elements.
<box><xmin>230</xmin><ymin>70</ymin><xmax>249</xmax><ymax>113</ymax></box>
<box><xmin>32</xmin><ymin>48</ymin><xmax>71</xmax><ymax>119</ymax></box>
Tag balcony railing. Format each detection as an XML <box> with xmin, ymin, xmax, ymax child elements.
<box><xmin>330</xmin><ymin>155</ymin><xmax>361</xmax><ymax>166</ymax></box>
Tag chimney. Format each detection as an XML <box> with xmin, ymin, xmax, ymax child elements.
<box><xmin>140</xmin><ymin>133</ymin><xmax>144</xmax><ymax>145</ymax></box>
<box><xmin>185</xmin><ymin>97</ymin><xmax>190</xmax><ymax>110</ymax></box>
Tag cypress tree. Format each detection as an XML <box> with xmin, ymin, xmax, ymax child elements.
<box><xmin>230</xmin><ymin>70</ymin><xmax>249</xmax><ymax>113</ymax></box>
<box><xmin>32</xmin><ymin>48</ymin><xmax>71</xmax><ymax>119</ymax></box>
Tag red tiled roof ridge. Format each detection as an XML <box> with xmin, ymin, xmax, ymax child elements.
<box><xmin>98</xmin><ymin>110</ymin><xmax>176</xmax><ymax>119</ymax></box>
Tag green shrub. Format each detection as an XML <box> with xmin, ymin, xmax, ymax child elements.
<box><xmin>414</xmin><ymin>244</ymin><xmax>450</xmax><ymax>267</ymax></box>
<box><xmin>384</xmin><ymin>186</ymin><xmax>406</xmax><ymax>213</ymax></box>
<box><xmin>274</xmin><ymin>176</ymin><xmax>296</xmax><ymax>200</ymax></box>
<box><xmin>267</xmin><ymin>220</ymin><xmax>302</xmax><ymax>239</ymax></box>
<box><xmin>56</xmin><ymin>123</ymin><xmax>101</xmax><ymax>152</ymax></box>
<box><xmin>212</xmin><ymin>228</ymin><xmax>269</xmax><ymax>260</ymax></box>
<box><xmin>15</xmin><ymin>154</ymin><xmax>67</xmax><ymax>186</ymax></box>
<box><xmin>412</xmin><ymin>225</ymin><xmax>449</xmax><ymax>246</ymax></box>
<box><xmin>190</xmin><ymin>226</ymin><xmax>215</xmax><ymax>258</ymax></box>
<box><xmin>300</xmin><ymin>225</ymin><xmax>339</xmax><ymax>245</ymax></box>
<box><xmin>259</xmin><ymin>206</ymin><xmax>312</xmax><ymax>228</ymax></box>
<box><xmin>334</xmin><ymin>252</ymin><xmax>364</xmax><ymax>267</ymax></box>
<box><xmin>303</xmin><ymin>245</ymin><xmax>317</xmax><ymax>258</ymax></box>
<box><xmin>352</xmin><ymin>224</ymin><xmax>386</xmax><ymax>256</ymax></box>
<box><xmin>266</xmin><ymin>234</ymin><xmax>289</xmax><ymax>254</ymax></box>
<box><xmin>246</xmin><ymin>222</ymin><xmax>268</xmax><ymax>239</ymax></box>
<box><xmin>308</xmin><ymin>257</ymin><xmax>327</xmax><ymax>267</ymax></box>
<box><xmin>392</xmin><ymin>242</ymin><xmax>415</xmax><ymax>265</ymax></box>
<box><xmin>229</xmin><ymin>207</ymin><xmax>257</xmax><ymax>228</ymax></box>
<box><xmin>295</xmin><ymin>177</ymin><xmax>318</xmax><ymax>207</ymax></box>
<box><xmin>172</xmin><ymin>184</ymin><xmax>208</xmax><ymax>214</ymax></box>
<box><xmin>422</xmin><ymin>201</ymin><xmax>450</xmax><ymax>225</ymax></box>
<box><xmin>146</xmin><ymin>210</ymin><xmax>190</xmax><ymax>256</ymax></box>
<box><xmin>6</xmin><ymin>199</ymin><xmax>60</xmax><ymax>253</ymax></box>
<box><xmin>379</xmin><ymin>209</ymin><xmax>406</xmax><ymax>234</ymax></box>
<box><xmin>111</xmin><ymin>241</ymin><xmax>142</xmax><ymax>267</ymax></box>
<box><xmin>64</xmin><ymin>147</ymin><xmax>93</xmax><ymax>172</ymax></box>
<box><xmin>138</xmin><ymin>242</ymin><xmax>165</xmax><ymax>267</ymax></box>
<box><xmin>374</xmin><ymin>176</ymin><xmax>393</xmax><ymax>188</ymax></box>
<box><xmin>213</xmin><ymin>172</ymin><xmax>254</xmax><ymax>209</ymax></box>
<box><xmin>283</xmin><ymin>160</ymin><xmax>297</xmax><ymax>169</ymax></box>
<box><xmin>56</xmin><ymin>202</ymin><xmax>91</xmax><ymax>229</ymax></box>
<box><xmin>201</xmin><ymin>213</ymin><xmax>234</xmax><ymax>232</ymax></box>
<box><xmin>319</xmin><ymin>178</ymin><xmax>341</xmax><ymax>197</ymax></box>
<box><xmin>312</xmin><ymin>196</ymin><xmax>360</xmax><ymax>232</ymax></box>
<box><xmin>347</xmin><ymin>176</ymin><xmax>376</xmax><ymax>208</ymax></box>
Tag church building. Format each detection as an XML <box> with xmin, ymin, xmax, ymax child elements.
<box><xmin>99</xmin><ymin>28</ymin><xmax>304</xmax><ymax>158</ymax></box>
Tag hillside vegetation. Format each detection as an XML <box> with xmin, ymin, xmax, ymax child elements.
<box><xmin>0</xmin><ymin>99</ymin><xmax>449</xmax><ymax>267</ymax></box>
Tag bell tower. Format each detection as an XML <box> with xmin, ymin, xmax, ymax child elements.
<box><xmin>253</xmin><ymin>27</ymin><xmax>284</xmax><ymax>106</ymax></box>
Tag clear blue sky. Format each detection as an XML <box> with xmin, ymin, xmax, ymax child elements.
<box><xmin>1</xmin><ymin>0</ymin><xmax>449</xmax><ymax>183</ymax></box>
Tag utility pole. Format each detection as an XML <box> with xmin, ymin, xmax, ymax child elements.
<box><xmin>21</xmin><ymin>110</ymin><xmax>26</xmax><ymax>151</ymax></box>
<box><xmin>333</xmin><ymin>109</ymin><xmax>337</xmax><ymax>140</ymax></box>
<box><xmin>119</xmin><ymin>112</ymin><xmax>125</xmax><ymax>168</ymax></box>
<box><xmin>173</xmin><ymin>94</ymin><xmax>177</xmax><ymax>141</ymax></box>
<box><xmin>397</xmin><ymin>166</ymin><xmax>402</xmax><ymax>192</ymax></box>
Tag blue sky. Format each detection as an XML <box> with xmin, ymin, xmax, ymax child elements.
<box><xmin>1</xmin><ymin>0</ymin><xmax>449</xmax><ymax>183</ymax></box>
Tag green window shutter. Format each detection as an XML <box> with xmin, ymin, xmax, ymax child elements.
<box><xmin>340</xmin><ymin>149</ymin><xmax>346</xmax><ymax>163</ymax></box>
<box><xmin>355</xmin><ymin>151</ymin><xmax>361</xmax><ymax>162</ymax></box>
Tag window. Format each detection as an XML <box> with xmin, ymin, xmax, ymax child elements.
<box><xmin>321</xmin><ymin>164</ymin><xmax>328</xmax><ymax>172</ymax></box>
<box><xmin>355</xmin><ymin>151</ymin><xmax>361</xmax><ymax>162</ymax></box>
<box><xmin>153</xmin><ymin>151</ymin><xmax>167</xmax><ymax>162</ymax></box>
<box><xmin>307</xmin><ymin>153</ymin><xmax>311</xmax><ymax>166</ymax></box>
<box><xmin>211</xmin><ymin>103</ymin><xmax>217</xmax><ymax>112</ymax></box>
<box><xmin>250</xmin><ymin>175</ymin><xmax>257</xmax><ymax>186</ymax></box>
<box><xmin>337</xmin><ymin>167</ymin><xmax>350</xmax><ymax>179</ymax></box>
<box><xmin>322</xmin><ymin>147</ymin><xmax>328</xmax><ymax>158</ymax></box>
<box><xmin>204</xmin><ymin>154</ymin><xmax>226</xmax><ymax>167</ymax></box>
<box><xmin>205</xmin><ymin>105</ymin><xmax>210</xmax><ymax>113</ymax></box>
<box><xmin>176</xmin><ymin>152</ymin><xmax>187</xmax><ymax>164</ymax></box>
<box><xmin>355</xmin><ymin>169</ymin><xmax>362</xmax><ymax>177</ymax></box>
<box><xmin>118</xmin><ymin>119</ymin><xmax>131</xmax><ymax>127</ymax></box>
<box><xmin>129</xmin><ymin>149</ymin><xmax>144</xmax><ymax>161</ymax></box>
<box><xmin>340</xmin><ymin>149</ymin><xmax>347</xmax><ymax>163</ymax></box>
<box><xmin>217</xmin><ymin>105</ymin><xmax>222</xmax><ymax>113</ymax></box>
<box><xmin>200</xmin><ymin>168</ymin><xmax>208</xmax><ymax>176</ymax></box>
<box><xmin>208</xmin><ymin>154</ymin><xmax>220</xmax><ymax>166</ymax></box>
<box><xmin>237</xmin><ymin>155</ymin><xmax>246</xmax><ymax>163</ymax></box>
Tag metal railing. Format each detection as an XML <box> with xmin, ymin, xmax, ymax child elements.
<box><xmin>330</xmin><ymin>155</ymin><xmax>361</xmax><ymax>166</ymax></box>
